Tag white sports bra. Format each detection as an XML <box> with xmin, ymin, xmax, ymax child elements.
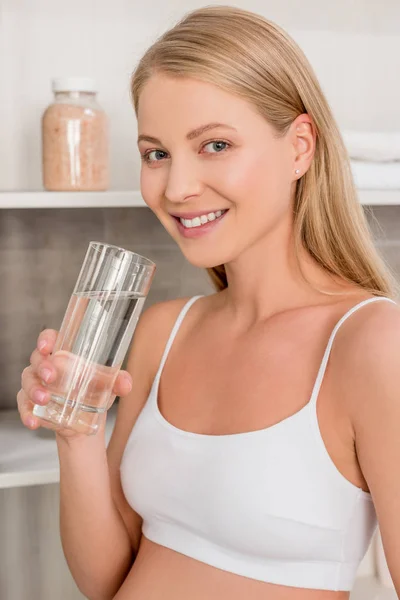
<box><xmin>120</xmin><ymin>295</ymin><xmax>396</xmax><ymax>591</ymax></box>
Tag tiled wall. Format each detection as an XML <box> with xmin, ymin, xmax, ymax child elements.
<box><xmin>1</xmin><ymin>204</ymin><xmax>399</xmax><ymax>410</ymax></box>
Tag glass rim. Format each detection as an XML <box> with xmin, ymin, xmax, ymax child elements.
<box><xmin>89</xmin><ymin>241</ymin><xmax>156</xmax><ymax>268</ymax></box>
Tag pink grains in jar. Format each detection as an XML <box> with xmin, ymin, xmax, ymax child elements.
<box><xmin>42</xmin><ymin>77</ymin><xmax>109</xmax><ymax>191</ymax></box>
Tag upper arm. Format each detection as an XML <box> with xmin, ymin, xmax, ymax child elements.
<box><xmin>106</xmin><ymin>296</ymin><xmax>192</xmax><ymax>554</ymax></box>
<box><xmin>336</xmin><ymin>300</ymin><xmax>400</xmax><ymax>592</ymax></box>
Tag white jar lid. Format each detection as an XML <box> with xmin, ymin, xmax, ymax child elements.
<box><xmin>51</xmin><ymin>77</ymin><xmax>97</xmax><ymax>93</ymax></box>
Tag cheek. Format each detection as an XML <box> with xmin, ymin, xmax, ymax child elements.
<box><xmin>219</xmin><ymin>148</ymin><xmax>290</xmax><ymax>216</ymax></box>
<box><xmin>139</xmin><ymin>167</ymin><xmax>166</xmax><ymax>212</ymax></box>
<box><xmin>140</xmin><ymin>166</ymin><xmax>182</xmax><ymax>240</ymax></box>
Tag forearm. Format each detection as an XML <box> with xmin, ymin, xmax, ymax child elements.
<box><xmin>56</xmin><ymin>431</ymin><xmax>133</xmax><ymax>600</ymax></box>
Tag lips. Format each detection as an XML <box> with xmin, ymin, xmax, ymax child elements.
<box><xmin>170</xmin><ymin>210</ymin><xmax>227</xmax><ymax>219</ymax></box>
<box><xmin>174</xmin><ymin>208</ymin><xmax>229</xmax><ymax>238</ymax></box>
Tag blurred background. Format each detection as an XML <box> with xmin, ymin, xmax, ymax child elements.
<box><xmin>0</xmin><ymin>1</ymin><xmax>399</xmax><ymax>598</ymax></box>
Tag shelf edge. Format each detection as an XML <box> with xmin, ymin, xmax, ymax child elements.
<box><xmin>0</xmin><ymin>190</ymin><xmax>147</xmax><ymax>209</ymax></box>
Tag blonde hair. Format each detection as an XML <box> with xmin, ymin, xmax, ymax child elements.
<box><xmin>130</xmin><ymin>5</ymin><xmax>397</xmax><ymax>298</ymax></box>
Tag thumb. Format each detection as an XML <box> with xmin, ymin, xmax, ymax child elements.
<box><xmin>113</xmin><ymin>370</ymin><xmax>133</xmax><ymax>397</ymax></box>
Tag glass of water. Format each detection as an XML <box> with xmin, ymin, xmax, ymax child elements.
<box><xmin>33</xmin><ymin>241</ymin><xmax>156</xmax><ymax>435</ymax></box>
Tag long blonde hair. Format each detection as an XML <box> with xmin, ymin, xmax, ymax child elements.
<box><xmin>130</xmin><ymin>5</ymin><xmax>397</xmax><ymax>298</ymax></box>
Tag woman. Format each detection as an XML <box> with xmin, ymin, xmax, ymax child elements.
<box><xmin>17</xmin><ymin>6</ymin><xmax>400</xmax><ymax>599</ymax></box>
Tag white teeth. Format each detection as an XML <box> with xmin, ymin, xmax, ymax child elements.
<box><xmin>191</xmin><ymin>217</ymin><xmax>201</xmax><ymax>227</ymax></box>
<box><xmin>179</xmin><ymin>210</ymin><xmax>226</xmax><ymax>228</ymax></box>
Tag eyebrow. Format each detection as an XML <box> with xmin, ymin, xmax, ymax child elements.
<box><xmin>137</xmin><ymin>122</ymin><xmax>237</xmax><ymax>145</ymax></box>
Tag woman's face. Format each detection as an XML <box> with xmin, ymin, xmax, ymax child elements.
<box><xmin>137</xmin><ymin>73</ymin><xmax>303</xmax><ymax>269</ymax></box>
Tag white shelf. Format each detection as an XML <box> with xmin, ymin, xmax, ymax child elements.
<box><xmin>0</xmin><ymin>406</ymin><xmax>117</xmax><ymax>489</ymax></box>
<box><xmin>359</xmin><ymin>189</ymin><xmax>400</xmax><ymax>206</ymax></box>
<box><xmin>0</xmin><ymin>190</ymin><xmax>147</xmax><ymax>209</ymax></box>
<box><xmin>0</xmin><ymin>189</ymin><xmax>399</xmax><ymax>208</ymax></box>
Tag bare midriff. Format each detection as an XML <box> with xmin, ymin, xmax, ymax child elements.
<box><xmin>114</xmin><ymin>536</ymin><xmax>350</xmax><ymax>600</ymax></box>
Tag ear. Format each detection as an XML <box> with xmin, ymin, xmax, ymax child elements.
<box><xmin>290</xmin><ymin>114</ymin><xmax>316</xmax><ymax>179</ymax></box>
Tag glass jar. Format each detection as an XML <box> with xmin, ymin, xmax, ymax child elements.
<box><xmin>42</xmin><ymin>77</ymin><xmax>109</xmax><ymax>191</ymax></box>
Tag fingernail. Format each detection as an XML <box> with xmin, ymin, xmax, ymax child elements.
<box><xmin>123</xmin><ymin>376</ymin><xmax>132</xmax><ymax>389</ymax></box>
<box><xmin>34</xmin><ymin>389</ymin><xmax>47</xmax><ymax>404</ymax></box>
<box><xmin>38</xmin><ymin>340</ymin><xmax>47</xmax><ymax>351</ymax></box>
<box><xmin>40</xmin><ymin>368</ymin><xmax>52</xmax><ymax>383</ymax></box>
<box><xmin>27</xmin><ymin>416</ymin><xmax>36</xmax><ymax>428</ymax></box>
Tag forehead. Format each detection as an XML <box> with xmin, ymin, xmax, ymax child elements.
<box><xmin>137</xmin><ymin>73</ymin><xmax>260</xmax><ymax>132</ymax></box>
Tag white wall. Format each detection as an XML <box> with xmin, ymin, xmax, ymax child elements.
<box><xmin>1</xmin><ymin>0</ymin><xmax>399</xmax><ymax>191</ymax></box>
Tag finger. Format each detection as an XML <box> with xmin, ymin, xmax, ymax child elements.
<box><xmin>29</xmin><ymin>349</ymin><xmax>56</xmax><ymax>384</ymax></box>
<box><xmin>36</xmin><ymin>329</ymin><xmax>58</xmax><ymax>355</ymax></box>
<box><xmin>21</xmin><ymin>366</ymin><xmax>51</xmax><ymax>406</ymax></box>
<box><xmin>113</xmin><ymin>370</ymin><xmax>133</xmax><ymax>397</ymax></box>
<box><xmin>17</xmin><ymin>388</ymin><xmax>65</xmax><ymax>433</ymax></box>
<box><xmin>16</xmin><ymin>389</ymin><xmax>40</xmax><ymax>429</ymax></box>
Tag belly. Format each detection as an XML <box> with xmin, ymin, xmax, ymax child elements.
<box><xmin>113</xmin><ymin>535</ymin><xmax>351</xmax><ymax>600</ymax></box>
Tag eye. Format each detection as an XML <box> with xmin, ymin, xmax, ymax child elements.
<box><xmin>141</xmin><ymin>149</ymin><xmax>168</xmax><ymax>164</ymax></box>
<box><xmin>202</xmin><ymin>140</ymin><xmax>230</xmax><ymax>154</ymax></box>
<box><xmin>140</xmin><ymin>139</ymin><xmax>231</xmax><ymax>165</ymax></box>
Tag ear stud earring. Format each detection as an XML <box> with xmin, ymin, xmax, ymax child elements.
<box><xmin>295</xmin><ymin>169</ymin><xmax>300</xmax><ymax>174</ymax></box>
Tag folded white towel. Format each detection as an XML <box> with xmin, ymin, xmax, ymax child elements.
<box><xmin>343</xmin><ymin>131</ymin><xmax>400</xmax><ymax>162</ymax></box>
<box><xmin>350</xmin><ymin>160</ymin><xmax>400</xmax><ymax>189</ymax></box>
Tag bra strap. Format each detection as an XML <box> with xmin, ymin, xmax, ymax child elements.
<box><xmin>155</xmin><ymin>295</ymin><xmax>204</xmax><ymax>380</ymax></box>
<box><xmin>309</xmin><ymin>296</ymin><xmax>397</xmax><ymax>408</ymax></box>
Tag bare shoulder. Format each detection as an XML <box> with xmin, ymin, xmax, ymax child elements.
<box><xmin>133</xmin><ymin>296</ymin><xmax>196</xmax><ymax>353</ymax></box>
<box><xmin>332</xmin><ymin>298</ymin><xmax>400</xmax><ymax>400</ymax></box>
<box><xmin>124</xmin><ymin>295</ymin><xmax>198</xmax><ymax>398</ymax></box>
<box><xmin>333</xmin><ymin>297</ymin><xmax>400</xmax><ymax>379</ymax></box>
<box><xmin>332</xmin><ymin>297</ymin><xmax>400</xmax><ymax>591</ymax></box>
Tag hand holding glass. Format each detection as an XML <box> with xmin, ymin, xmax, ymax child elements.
<box><xmin>33</xmin><ymin>242</ymin><xmax>156</xmax><ymax>435</ymax></box>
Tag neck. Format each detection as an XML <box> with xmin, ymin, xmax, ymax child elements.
<box><xmin>219</xmin><ymin>212</ymin><xmax>356</xmax><ymax>328</ymax></box>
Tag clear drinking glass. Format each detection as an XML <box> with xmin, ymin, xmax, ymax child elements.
<box><xmin>33</xmin><ymin>241</ymin><xmax>156</xmax><ymax>435</ymax></box>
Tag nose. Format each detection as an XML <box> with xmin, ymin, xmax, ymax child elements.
<box><xmin>164</xmin><ymin>154</ymin><xmax>203</xmax><ymax>204</ymax></box>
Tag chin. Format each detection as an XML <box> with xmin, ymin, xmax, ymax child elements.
<box><xmin>178</xmin><ymin>246</ymin><xmax>233</xmax><ymax>270</ymax></box>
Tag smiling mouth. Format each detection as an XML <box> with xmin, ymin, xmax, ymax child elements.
<box><xmin>173</xmin><ymin>209</ymin><xmax>228</xmax><ymax>229</ymax></box>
